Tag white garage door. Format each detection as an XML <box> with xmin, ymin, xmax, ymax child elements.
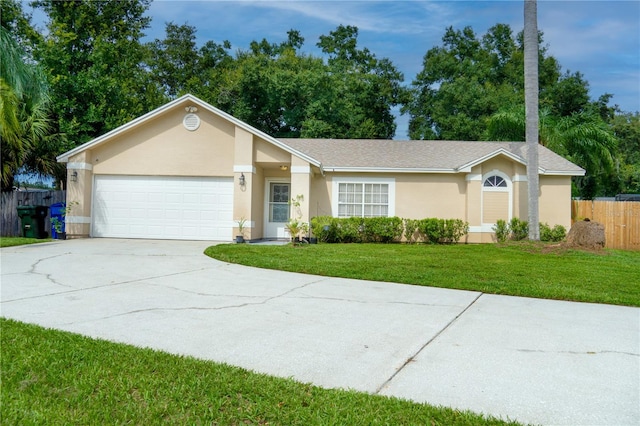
<box><xmin>93</xmin><ymin>175</ymin><xmax>234</xmax><ymax>240</ymax></box>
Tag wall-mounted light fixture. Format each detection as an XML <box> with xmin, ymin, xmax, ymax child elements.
<box><xmin>71</xmin><ymin>171</ymin><xmax>78</xmax><ymax>182</ymax></box>
<box><xmin>239</xmin><ymin>172</ymin><xmax>246</xmax><ymax>187</ymax></box>
<box><xmin>280</xmin><ymin>165</ymin><xmax>289</xmax><ymax>171</ymax></box>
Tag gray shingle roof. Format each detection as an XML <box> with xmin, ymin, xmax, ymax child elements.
<box><xmin>278</xmin><ymin>139</ymin><xmax>585</xmax><ymax>175</ymax></box>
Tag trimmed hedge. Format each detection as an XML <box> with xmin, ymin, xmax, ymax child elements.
<box><xmin>310</xmin><ymin>216</ymin><xmax>469</xmax><ymax>244</ymax></box>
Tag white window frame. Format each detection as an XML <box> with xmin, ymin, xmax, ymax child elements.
<box><xmin>331</xmin><ymin>177</ymin><xmax>395</xmax><ymax>217</ymax></box>
<box><xmin>480</xmin><ymin>170</ymin><xmax>512</xmax><ymax>226</ymax></box>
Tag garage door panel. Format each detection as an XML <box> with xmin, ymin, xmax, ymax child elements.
<box><xmin>93</xmin><ymin>175</ymin><xmax>233</xmax><ymax>240</ymax></box>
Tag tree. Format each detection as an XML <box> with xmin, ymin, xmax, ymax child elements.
<box><xmin>524</xmin><ymin>0</ymin><xmax>540</xmax><ymax>239</ymax></box>
<box><xmin>0</xmin><ymin>9</ymin><xmax>53</xmax><ymax>191</ymax></box>
<box><xmin>146</xmin><ymin>22</ymin><xmax>232</xmax><ymax>99</ymax></box>
<box><xmin>486</xmin><ymin>107</ymin><xmax>618</xmax><ymax>199</ymax></box>
<box><xmin>32</xmin><ymin>0</ymin><xmax>161</xmax><ymax>153</ymax></box>
<box><xmin>404</xmin><ymin>23</ymin><xmax>569</xmax><ymax>141</ymax></box>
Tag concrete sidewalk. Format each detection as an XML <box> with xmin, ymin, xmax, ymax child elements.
<box><xmin>1</xmin><ymin>238</ymin><xmax>638</xmax><ymax>425</ymax></box>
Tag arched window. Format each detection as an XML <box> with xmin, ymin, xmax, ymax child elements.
<box><xmin>484</xmin><ymin>175</ymin><xmax>507</xmax><ymax>188</ymax></box>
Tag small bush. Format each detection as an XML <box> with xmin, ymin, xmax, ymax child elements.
<box><xmin>493</xmin><ymin>219</ymin><xmax>509</xmax><ymax>243</ymax></box>
<box><xmin>361</xmin><ymin>217</ymin><xmax>404</xmax><ymax>243</ymax></box>
<box><xmin>550</xmin><ymin>224</ymin><xmax>567</xmax><ymax>242</ymax></box>
<box><xmin>403</xmin><ymin>219</ymin><xmax>421</xmax><ymax>243</ymax></box>
<box><xmin>509</xmin><ymin>217</ymin><xmax>529</xmax><ymax>241</ymax></box>
<box><xmin>419</xmin><ymin>218</ymin><xmax>468</xmax><ymax>244</ymax></box>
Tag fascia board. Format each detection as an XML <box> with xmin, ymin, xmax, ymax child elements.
<box><xmin>456</xmin><ymin>148</ymin><xmax>526</xmax><ymax>172</ymax></box>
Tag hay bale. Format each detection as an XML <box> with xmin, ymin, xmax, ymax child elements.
<box><xmin>565</xmin><ymin>220</ymin><xmax>606</xmax><ymax>249</ymax></box>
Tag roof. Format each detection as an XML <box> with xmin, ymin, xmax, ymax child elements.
<box><xmin>280</xmin><ymin>139</ymin><xmax>585</xmax><ymax>176</ymax></box>
<box><xmin>56</xmin><ymin>94</ymin><xmax>320</xmax><ymax>167</ymax></box>
<box><xmin>56</xmin><ymin>93</ymin><xmax>584</xmax><ymax>177</ymax></box>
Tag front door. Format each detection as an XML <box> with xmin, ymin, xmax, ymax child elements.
<box><xmin>265</xmin><ymin>181</ymin><xmax>290</xmax><ymax>239</ymax></box>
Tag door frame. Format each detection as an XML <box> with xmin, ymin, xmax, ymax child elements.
<box><xmin>263</xmin><ymin>178</ymin><xmax>291</xmax><ymax>239</ymax></box>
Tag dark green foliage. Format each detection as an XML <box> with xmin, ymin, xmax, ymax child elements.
<box><xmin>416</xmin><ymin>218</ymin><xmax>469</xmax><ymax>244</ymax></box>
<box><xmin>311</xmin><ymin>216</ymin><xmax>468</xmax><ymax>244</ymax></box>
<box><xmin>361</xmin><ymin>216</ymin><xmax>404</xmax><ymax>243</ymax></box>
<box><xmin>539</xmin><ymin>223</ymin><xmax>567</xmax><ymax>242</ymax></box>
<box><xmin>509</xmin><ymin>218</ymin><xmax>529</xmax><ymax>241</ymax></box>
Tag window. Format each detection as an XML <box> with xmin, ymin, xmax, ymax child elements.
<box><xmin>269</xmin><ymin>183</ymin><xmax>290</xmax><ymax>222</ymax></box>
<box><xmin>484</xmin><ymin>175</ymin><xmax>507</xmax><ymax>188</ymax></box>
<box><xmin>338</xmin><ymin>182</ymin><xmax>389</xmax><ymax>217</ymax></box>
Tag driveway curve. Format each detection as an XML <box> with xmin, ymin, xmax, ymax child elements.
<box><xmin>2</xmin><ymin>238</ymin><xmax>638</xmax><ymax>425</ymax></box>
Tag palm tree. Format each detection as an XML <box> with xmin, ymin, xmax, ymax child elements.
<box><xmin>0</xmin><ymin>26</ymin><xmax>52</xmax><ymax>191</ymax></box>
<box><xmin>524</xmin><ymin>0</ymin><xmax>540</xmax><ymax>240</ymax></box>
<box><xmin>486</xmin><ymin>106</ymin><xmax>617</xmax><ymax>198</ymax></box>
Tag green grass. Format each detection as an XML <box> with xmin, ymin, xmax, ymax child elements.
<box><xmin>0</xmin><ymin>237</ymin><xmax>51</xmax><ymax>248</ymax></box>
<box><xmin>205</xmin><ymin>242</ymin><xmax>640</xmax><ymax>307</ymax></box>
<box><xmin>1</xmin><ymin>318</ymin><xmax>519</xmax><ymax>425</ymax></box>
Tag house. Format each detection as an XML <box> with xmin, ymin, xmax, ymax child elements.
<box><xmin>57</xmin><ymin>94</ymin><xmax>585</xmax><ymax>243</ymax></box>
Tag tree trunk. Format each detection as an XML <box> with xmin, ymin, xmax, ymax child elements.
<box><xmin>524</xmin><ymin>0</ymin><xmax>540</xmax><ymax>240</ymax></box>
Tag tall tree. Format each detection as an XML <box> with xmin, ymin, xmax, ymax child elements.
<box><xmin>524</xmin><ymin>0</ymin><xmax>540</xmax><ymax>240</ymax></box>
<box><xmin>32</xmin><ymin>0</ymin><xmax>161</xmax><ymax>152</ymax></box>
<box><xmin>0</xmin><ymin>6</ymin><xmax>53</xmax><ymax>191</ymax></box>
<box><xmin>404</xmin><ymin>23</ymin><xmax>569</xmax><ymax>141</ymax></box>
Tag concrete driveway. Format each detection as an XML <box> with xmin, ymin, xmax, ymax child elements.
<box><xmin>1</xmin><ymin>238</ymin><xmax>638</xmax><ymax>425</ymax></box>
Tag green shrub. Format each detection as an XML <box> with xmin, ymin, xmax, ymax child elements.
<box><xmin>509</xmin><ymin>217</ymin><xmax>529</xmax><ymax>241</ymax></box>
<box><xmin>418</xmin><ymin>218</ymin><xmax>468</xmax><ymax>244</ymax></box>
<box><xmin>551</xmin><ymin>224</ymin><xmax>567</xmax><ymax>242</ymax></box>
<box><xmin>361</xmin><ymin>217</ymin><xmax>404</xmax><ymax>243</ymax></box>
<box><xmin>493</xmin><ymin>219</ymin><xmax>509</xmax><ymax>243</ymax></box>
<box><xmin>313</xmin><ymin>216</ymin><xmax>467</xmax><ymax>244</ymax></box>
<box><xmin>403</xmin><ymin>219</ymin><xmax>421</xmax><ymax>243</ymax></box>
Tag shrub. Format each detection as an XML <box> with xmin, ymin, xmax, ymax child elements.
<box><xmin>418</xmin><ymin>218</ymin><xmax>468</xmax><ymax>244</ymax></box>
<box><xmin>493</xmin><ymin>219</ymin><xmax>509</xmax><ymax>243</ymax></box>
<box><xmin>551</xmin><ymin>224</ymin><xmax>567</xmax><ymax>242</ymax></box>
<box><xmin>312</xmin><ymin>216</ymin><xmax>467</xmax><ymax>244</ymax></box>
<box><xmin>361</xmin><ymin>217</ymin><xmax>404</xmax><ymax>243</ymax></box>
<box><xmin>509</xmin><ymin>217</ymin><xmax>529</xmax><ymax>241</ymax></box>
<box><xmin>403</xmin><ymin>219</ymin><xmax>421</xmax><ymax>243</ymax></box>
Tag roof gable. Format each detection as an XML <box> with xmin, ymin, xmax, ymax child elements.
<box><xmin>57</xmin><ymin>94</ymin><xmax>319</xmax><ymax>166</ymax></box>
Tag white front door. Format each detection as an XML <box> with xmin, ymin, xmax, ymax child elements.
<box><xmin>264</xmin><ymin>180</ymin><xmax>290</xmax><ymax>239</ymax></box>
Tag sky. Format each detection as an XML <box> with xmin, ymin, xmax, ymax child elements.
<box><xmin>31</xmin><ymin>0</ymin><xmax>640</xmax><ymax>139</ymax></box>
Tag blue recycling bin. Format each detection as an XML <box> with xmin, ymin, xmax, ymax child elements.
<box><xmin>50</xmin><ymin>202</ymin><xmax>66</xmax><ymax>239</ymax></box>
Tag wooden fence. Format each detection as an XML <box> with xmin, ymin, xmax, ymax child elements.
<box><xmin>1</xmin><ymin>190</ymin><xmax>66</xmax><ymax>237</ymax></box>
<box><xmin>572</xmin><ymin>200</ymin><xmax>640</xmax><ymax>250</ymax></box>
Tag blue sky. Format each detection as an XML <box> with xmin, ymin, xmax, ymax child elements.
<box><xmin>31</xmin><ymin>0</ymin><xmax>640</xmax><ymax>139</ymax></box>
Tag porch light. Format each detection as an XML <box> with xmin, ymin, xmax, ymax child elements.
<box><xmin>239</xmin><ymin>172</ymin><xmax>246</xmax><ymax>187</ymax></box>
<box><xmin>280</xmin><ymin>165</ymin><xmax>288</xmax><ymax>171</ymax></box>
<box><xmin>71</xmin><ymin>171</ymin><xmax>78</xmax><ymax>182</ymax></box>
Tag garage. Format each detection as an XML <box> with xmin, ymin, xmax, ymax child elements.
<box><xmin>92</xmin><ymin>175</ymin><xmax>234</xmax><ymax>240</ymax></box>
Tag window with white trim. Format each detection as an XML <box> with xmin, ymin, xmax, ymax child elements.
<box><xmin>483</xmin><ymin>175</ymin><xmax>507</xmax><ymax>188</ymax></box>
<box><xmin>338</xmin><ymin>182</ymin><xmax>389</xmax><ymax>217</ymax></box>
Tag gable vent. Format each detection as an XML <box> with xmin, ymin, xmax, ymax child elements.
<box><xmin>183</xmin><ymin>113</ymin><xmax>201</xmax><ymax>131</ymax></box>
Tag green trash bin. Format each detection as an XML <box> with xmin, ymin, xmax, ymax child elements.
<box><xmin>17</xmin><ymin>205</ymin><xmax>49</xmax><ymax>239</ymax></box>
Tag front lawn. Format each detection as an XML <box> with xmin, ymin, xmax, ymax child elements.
<box><xmin>205</xmin><ymin>243</ymin><xmax>640</xmax><ymax>307</ymax></box>
<box><xmin>1</xmin><ymin>318</ymin><xmax>517</xmax><ymax>425</ymax></box>
<box><xmin>0</xmin><ymin>237</ymin><xmax>51</xmax><ymax>248</ymax></box>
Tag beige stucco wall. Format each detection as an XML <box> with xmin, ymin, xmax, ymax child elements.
<box><xmin>92</xmin><ymin>108</ymin><xmax>235</xmax><ymax>177</ymax></box>
<box><xmin>539</xmin><ymin>175</ymin><xmax>573</xmax><ymax>228</ymax></box>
